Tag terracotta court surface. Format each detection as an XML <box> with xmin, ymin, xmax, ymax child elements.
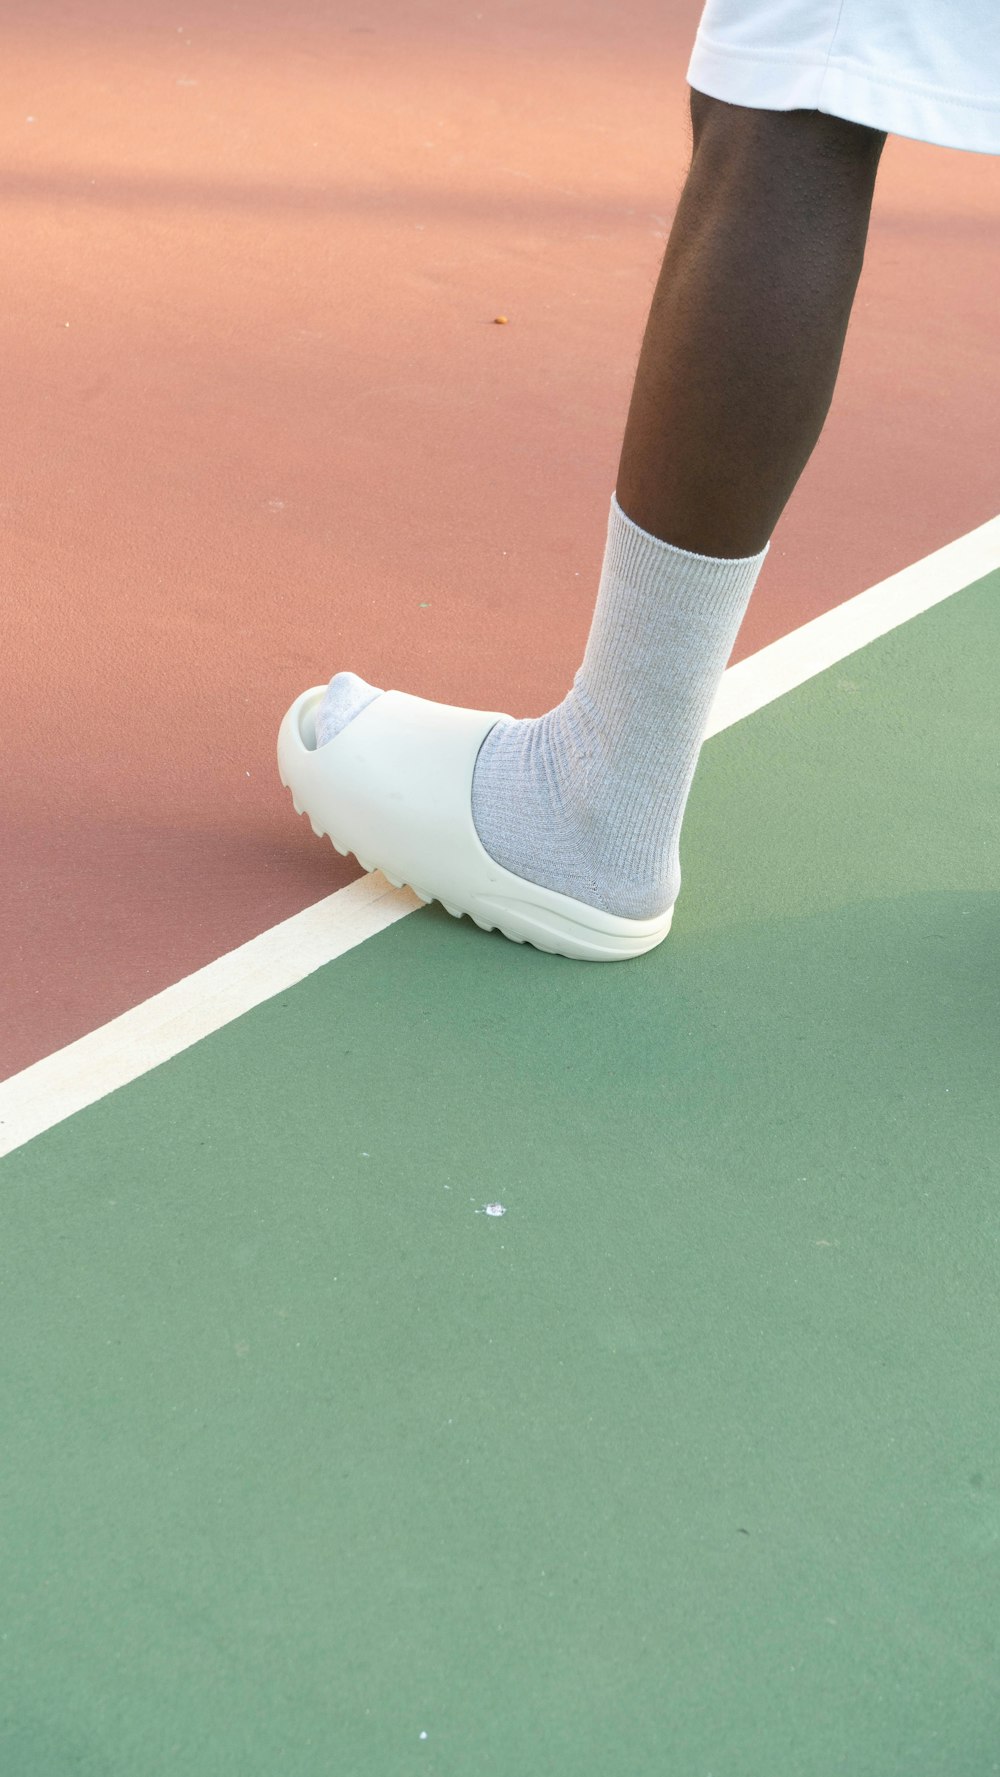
<box><xmin>2</xmin><ymin>0</ymin><xmax>999</xmax><ymax>1078</ymax></box>
<box><xmin>2</xmin><ymin>3</ymin><xmax>999</xmax><ymax>1773</ymax></box>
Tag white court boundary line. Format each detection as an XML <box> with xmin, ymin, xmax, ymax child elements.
<box><xmin>2</xmin><ymin>514</ymin><xmax>998</xmax><ymax>1160</ymax></box>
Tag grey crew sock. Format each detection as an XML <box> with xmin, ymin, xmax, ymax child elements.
<box><xmin>315</xmin><ymin>671</ymin><xmax>382</xmax><ymax>747</ymax></box>
<box><xmin>313</xmin><ymin>492</ymin><xmax>768</xmax><ymax>918</ymax></box>
<box><xmin>469</xmin><ymin>492</ymin><xmax>768</xmax><ymax>916</ymax></box>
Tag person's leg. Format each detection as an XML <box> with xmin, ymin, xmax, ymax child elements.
<box><xmin>617</xmin><ymin>90</ymin><xmax>887</xmax><ymax>557</ymax></box>
<box><xmin>313</xmin><ymin>93</ymin><xmax>888</xmax><ymax>927</ymax></box>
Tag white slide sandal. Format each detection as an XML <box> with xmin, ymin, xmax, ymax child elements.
<box><xmin>277</xmin><ymin>686</ymin><xmax>674</xmax><ymax>962</ymax></box>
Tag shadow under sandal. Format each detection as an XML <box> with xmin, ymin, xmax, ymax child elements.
<box><xmin>277</xmin><ymin>685</ymin><xmax>675</xmax><ymax>963</ymax></box>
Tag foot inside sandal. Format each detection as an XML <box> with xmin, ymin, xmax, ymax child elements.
<box><xmin>277</xmin><ymin>686</ymin><xmax>674</xmax><ymax>963</ymax></box>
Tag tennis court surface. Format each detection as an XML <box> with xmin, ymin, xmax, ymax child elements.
<box><xmin>3</xmin><ymin>560</ymin><xmax>999</xmax><ymax>1775</ymax></box>
<box><xmin>3</xmin><ymin>1</ymin><xmax>1000</xmax><ymax>1768</ymax></box>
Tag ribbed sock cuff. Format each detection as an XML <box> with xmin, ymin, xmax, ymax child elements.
<box><xmin>608</xmin><ymin>490</ymin><xmax>770</xmax><ymax>621</ymax></box>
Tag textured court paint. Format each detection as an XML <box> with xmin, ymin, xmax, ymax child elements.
<box><xmin>1</xmin><ymin>573</ymin><xmax>998</xmax><ymax>1776</ymax></box>
<box><xmin>0</xmin><ymin>873</ymin><xmax>423</xmax><ymax>1158</ymax></box>
<box><xmin>6</xmin><ymin>510</ymin><xmax>998</xmax><ymax>1158</ymax></box>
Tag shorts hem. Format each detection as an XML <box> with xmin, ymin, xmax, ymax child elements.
<box><xmin>687</xmin><ymin>33</ymin><xmax>1000</xmax><ymax>155</ymax></box>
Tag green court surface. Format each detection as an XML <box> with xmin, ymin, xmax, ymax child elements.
<box><xmin>3</xmin><ymin>573</ymin><xmax>999</xmax><ymax>1776</ymax></box>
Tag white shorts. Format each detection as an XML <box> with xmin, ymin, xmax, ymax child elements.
<box><xmin>687</xmin><ymin>0</ymin><xmax>1000</xmax><ymax>155</ymax></box>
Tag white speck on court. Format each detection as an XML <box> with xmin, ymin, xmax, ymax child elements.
<box><xmin>481</xmin><ymin>1202</ymin><xmax>506</xmax><ymax>1217</ymax></box>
